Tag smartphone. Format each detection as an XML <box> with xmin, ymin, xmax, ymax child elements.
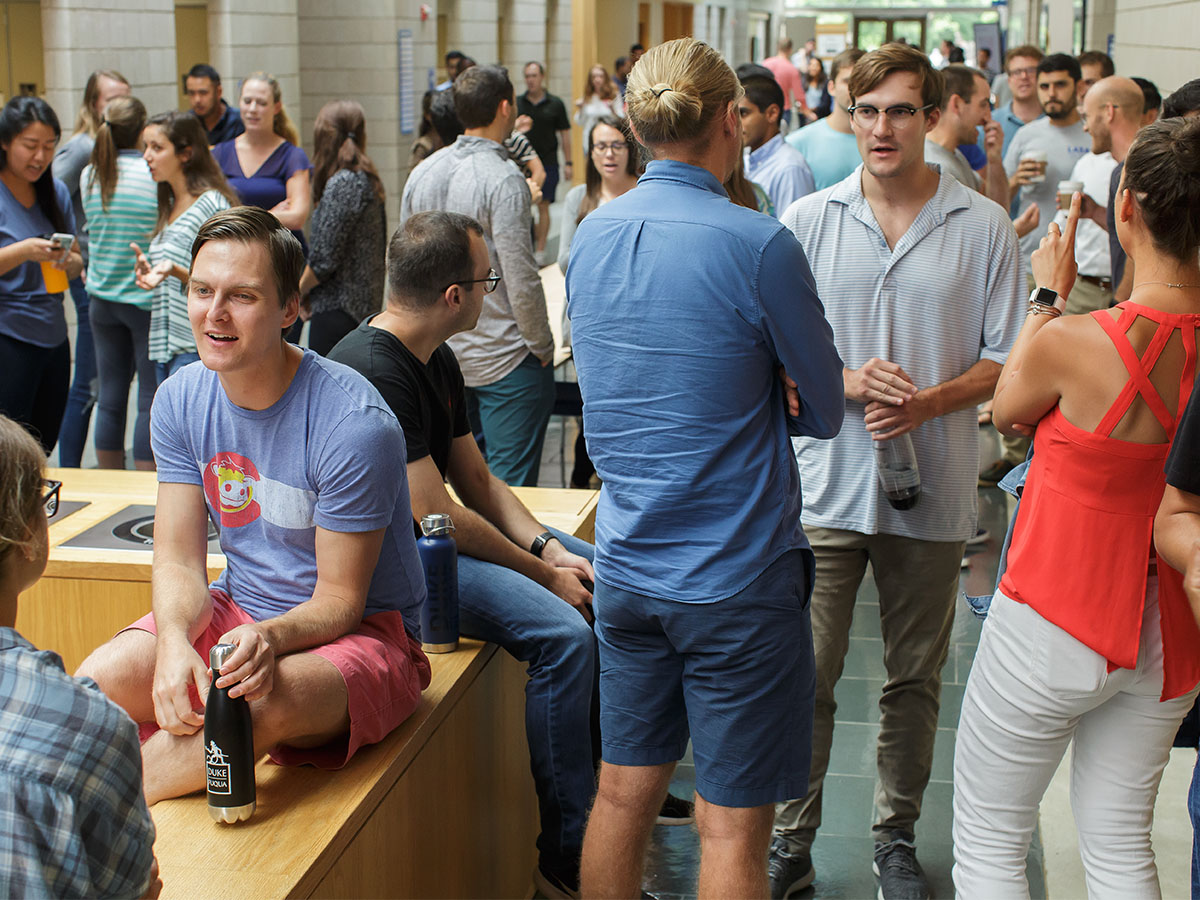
<box><xmin>48</xmin><ymin>233</ymin><xmax>75</xmax><ymax>253</ymax></box>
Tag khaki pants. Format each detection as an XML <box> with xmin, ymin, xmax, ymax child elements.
<box><xmin>1064</xmin><ymin>274</ymin><xmax>1114</xmax><ymax>317</ymax></box>
<box><xmin>773</xmin><ymin>527</ymin><xmax>967</xmax><ymax>851</ymax></box>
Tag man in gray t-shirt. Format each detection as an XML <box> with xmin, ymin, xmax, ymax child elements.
<box><xmin>1004</xmin><ymin>53</ymin><xmax>1091</xmax><ymax>272</ymax></box>
<box><xmin>402</xmin><ymin>65</ymin><xmax>555</xmax><ymax>488</ymax></box>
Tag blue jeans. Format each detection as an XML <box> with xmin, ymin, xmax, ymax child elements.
<box><xmin>90</xmin><ymin>296</ymin><xmax>156</xmax><ymax>463</ymax></box>
<box><xmin>457</xmin><ymin>525</ymin><xmax>596</xmax><ymax>870</ymax></box>
<box><xmin>155</xmin><ymin>351</ymin><xmax>201</xmax><ymax>385</ymax></box>
<box><xmin>1192</xmin><ymin>754</ymin><xmax>1200</xmax><ymax>899</ymax></box>
<box><xmin>467</xmin><ymin>353</ymin><xmax>555</xmax><ymax>487</ymax></box>
<box><xmin>57</xmin><ymin>278</ymin><xmax>98</xmax><ymax>466</ymax></box>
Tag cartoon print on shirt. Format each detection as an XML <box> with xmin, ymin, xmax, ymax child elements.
<box><xmin>203</xmin><ymin>453</ymin><xmax>262</xmax><ymax>528</ymax></box>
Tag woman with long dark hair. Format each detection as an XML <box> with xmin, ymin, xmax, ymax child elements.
<box><xmin>52</xmin><ymin>68</ymin><xmax>130</xmax><ymax>466</ymax></box>
<box><xmin>0</xmin><ymin>97</ymin><xmax>84</xmax><ymax>453</ymax></box>
<box><xmin>132</xmin><ymin>111</ymin><xmax>236</xmax><ymax>382</ymax></box>
<box><xmin>80</xmin><ymin>96</ymin><xmax>157</xmax><ymax>469</ymax></box>
<box><xmin>299</xmin><ymin>99</ymin><xmax>387</xmax><ymax>355</ymax></box>
<box><xmin>803</xmin><ymin>57</ymin><xmax>832</xmax><ymax>120</ymax></box>
<box><xmin>954</xmin><ymin>116</ymin><xmax>1200</xmax><ymax>896</ymax></box>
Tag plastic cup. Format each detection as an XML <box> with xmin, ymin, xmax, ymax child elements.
<box><xmin>40</xmin><ymin>260</ymin><xmax>69</xmax><ymax>294</ymax></box>
<box><xmin>1057</xmin><ymin>180</ymin><xmax>1084</xmax><ymax>210</ymax></box>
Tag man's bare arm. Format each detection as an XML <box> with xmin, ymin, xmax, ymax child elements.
<box><xmin>1155</xmin><ymin>485</ymin><xmax>1200</xmax><ymax>628</ymax></box>
<box><xmin>863</xmin><ymin>358</ymin><xmax>1002</xmax><ymax>438</ymax></box>
<box><xmin>149</xmin><ymin>482</ymin><xmax>219</xmax><ymax>734</ymax></box>
<box><xmin>214</xmin><ymin>526</ymin><xmax>383</xmax><ymax>701</ymax></box>
<box><xmin>409</xmin><ymin>439</ymin><xmax>593</xmax><ymax>618</ymax></box>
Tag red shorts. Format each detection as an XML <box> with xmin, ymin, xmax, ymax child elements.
<box><xmin>126</xmin><ymin>588</ymin><xmax>432</xmax><ymax>769</ymax></box>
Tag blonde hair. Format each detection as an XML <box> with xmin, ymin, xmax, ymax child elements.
<box><xmin>242</xmin><ymin>72</ymin><xmax>300</xmax><ymax>145</ymax></box>
<box><xmin>0</xmin><ymin>415</ymin><xmax>46</xmax><ymax>566</ymax></box>
<box><xmin>624</xmin><ymin>38</ymin><xmax>742</xmax><ymax>146</ymax></box>
<box><xmin>72</xmin><ymin>69</ymin><xmax>130</xmax><ymax>138</ymax></box>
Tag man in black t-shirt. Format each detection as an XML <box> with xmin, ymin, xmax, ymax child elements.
<box><xmin>1155</xmin><ymin>381</ymin><xmax>1200</xmax><ymax>899</ymax></box>
<box><xmin>327</xmin><ymin>210</ymin><xmax>598</xmax><ymax>898</ymax></box>
<box><xmin>517</xmin><ymin>61</ymin><xmax>571</xmax><ymax>264</ymax></box>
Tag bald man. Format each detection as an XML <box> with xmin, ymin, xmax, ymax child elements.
<box><xmin>1080</xmin><ymin>77</ymin><xmax>1150</xmax><ymax>303</ymax></box>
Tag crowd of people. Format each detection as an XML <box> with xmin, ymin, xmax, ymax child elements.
<box><xmin>2</xmin><ymin>28</ymin><xmax>1200</xmax><ymax>900</ymax></box>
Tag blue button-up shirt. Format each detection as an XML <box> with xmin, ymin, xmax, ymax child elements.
<box><xmin>743</xmin><ymin>134</ymin><xmax>816</xmax><ymax>218</ymax></box>
<box><xmin>566</xmin><ymin>160</ymin><xmax>844</xmax><ymax>602</ymax></box>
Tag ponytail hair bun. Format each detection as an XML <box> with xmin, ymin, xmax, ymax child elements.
<box><xmin>625</xmin><ymin>39</ymin><xmax>741</xmax><ymax>146</ymax></box>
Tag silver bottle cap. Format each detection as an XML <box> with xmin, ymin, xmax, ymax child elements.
<box><xmin>420</xmin><ymin>513</ymin><xmax>456</xmax><ymax>537</ymax></box>
<box><xmin>209</xmin><ymin>642</ymin><xmax>236</xmax><ymax>672</ymax></box>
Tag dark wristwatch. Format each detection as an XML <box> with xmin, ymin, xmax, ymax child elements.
<box><xmin>530</xmin><ymin>531</ymin><xmax>556</xmax><ymax>557</ymax></box>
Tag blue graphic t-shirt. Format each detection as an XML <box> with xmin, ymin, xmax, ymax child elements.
<box><xmin>150</xmin><ymin>350</ymin><xmax>426</xmax><ymax>635</ymax></box>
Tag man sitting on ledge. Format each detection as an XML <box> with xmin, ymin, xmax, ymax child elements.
<box><xmin>328</xmin><ymin>209</ymin><xmax>599</xmax><ymax>899</ymax></box>
<box><xmin>78</xmin><ymin>207</ymin><xmax>432</xmax><ymax>804</ymax></box>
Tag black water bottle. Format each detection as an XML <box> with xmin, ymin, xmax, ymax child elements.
<box><xmin>205</xmin><ymin>642</ymin><xmax>256</xmax><ymax>823</ymax></box>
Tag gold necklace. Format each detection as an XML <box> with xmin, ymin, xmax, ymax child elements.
<box><xmin>1135</xmin><ymin>281</ymin><xmax>1200</xmax><ymax>289</ymax></box>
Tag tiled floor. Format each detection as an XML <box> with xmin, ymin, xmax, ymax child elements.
<box><xmin>630</xmin><ymin>431</ymin><xmax>1048</xmax><ymax>900</ymax></box>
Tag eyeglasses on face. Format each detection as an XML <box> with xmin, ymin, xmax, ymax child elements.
<box><xmin>42</xmin><ymin>479</ymin><xmax>62</xmax><ymax>519</ymax></box>
<box><xmin>592</xmin><ymin>140</ymin><xmax>629</xmax><ymax>154</ymax></box>
<box><xmin>441</xmin><ymin>268</ymin><xmax>501</xmax><ymax>294</ymax></box>
<box><xmin>847</xmin><ymin>104</ymin><xmax>934</xmax><ymax>128</ymax></box>
<box><xmin>1008</xmin><ymin>66</ymin><xmax>1038</xmax><ymax>78</ymax></box>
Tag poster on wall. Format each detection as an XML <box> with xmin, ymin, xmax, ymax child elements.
<box><xmin>973</xmin><ymin>22</ymin><xmax>1004</xmax><ymax>67</ymax></box>
<box><xmin>816</xmin><ymin>29</ymin><xmax>847</xmax><ymax>58</ymax></box>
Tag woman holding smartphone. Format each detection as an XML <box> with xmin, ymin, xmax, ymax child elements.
<box><xmin>133</xmin><ymin>111</ymin><xmax>236</xmax><ymax>383</ymax></box>
<box><xmin>953</xmin><ymin>116</ymin><xmax>1200</xmax><ymax>896</ymax></box>
<box><xmin>0</xmin><ymin>97</ymin><xmax>83</xmax><ymax>453</ymax></box>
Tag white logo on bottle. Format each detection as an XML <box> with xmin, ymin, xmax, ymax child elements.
<box><xmin>206</xmin><ymin>740</ymin><xmax>231</xmax><ymax>795</ymax></box>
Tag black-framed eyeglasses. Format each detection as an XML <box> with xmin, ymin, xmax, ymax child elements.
<box><xmin>847</xmin><ymin>104</ymin><xmax>934</xmax><ymax>128</ymax></box>
<box><xmin>42</xmin><ymin>479</ymin><xmax>61</xmax><ymax>519</ymax></box>
<box><xmin>441</xmin><ymin>268</ymin><xmax>501</xmax><ymax>294</ymax></box>
<box><xmin>592</xmin><ymin>141</ymin><xmax>629</xmax><ymax>154</ymax></box>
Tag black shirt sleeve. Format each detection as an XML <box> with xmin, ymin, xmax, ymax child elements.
<box><xmin>1167</xmin><ymin>384</ymin><xmax>1200</xmax><ymax>494</ymax></box>
<box><xmin>553</xmin><ymin>96</ymin><xmax>571</xmax><ymax>132</ymax></box>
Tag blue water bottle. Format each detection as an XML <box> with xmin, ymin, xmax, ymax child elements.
<box><xmin>417</xmin><ymin>513</ymin><xmax>459</xmax><ymax>653</ymax></box>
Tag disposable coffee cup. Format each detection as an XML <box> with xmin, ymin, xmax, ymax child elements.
<box><xmin>1021</xmin><ymin>149</ymin><xmax>1048</xmax><ymax>183</ymax></box>
<box><xmin>1057</xmin><ymin>180</ymin><xmax>1084</xmax><ymax>210</ymax></box>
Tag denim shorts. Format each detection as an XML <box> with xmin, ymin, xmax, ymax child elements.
<box><xmin>594</xmin><ymin>548</ymin><xmax>815</xmax><ymax>808</ymax></box>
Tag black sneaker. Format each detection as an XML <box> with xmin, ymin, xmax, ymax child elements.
<box><xmin>768</xmin><ymin>837</ymin><xmax>815</xmax><ymax>899</ymax></box>
<box><xmin>656</xmin><ymin>792</ymin><xmax>695</xmax><ymax>825</ymax></box>
<box><xmin>533</xmin><ymin>860</ymin><xmax>579</xmax><ymax>900</ymax></box>
<box><xmin>978</xmin><ymin>458</ymin><xmax>1016</xmax><ymax>487</ymax></box>
<box><xmin>872</xmin><ymin>831</ymin><xmax>930</xmax><ymax>900</ymax></box>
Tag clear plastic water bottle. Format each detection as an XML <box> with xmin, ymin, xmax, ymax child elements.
<box><xmin>417</xmin><ymin>513</ymin><xmax>459</xmax><ymax>653</ymax></box>
<box><xmin>205</xmin><ymin>643</ymin><xmax>256</xmax><ymax>823</ymax></box>
<box><xmin>875</xmin><ymin>433</ymin><xmax>921</xmax><ymax>510</ymax></box>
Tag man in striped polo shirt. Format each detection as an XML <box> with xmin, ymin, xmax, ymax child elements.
<box><xmin>769</xmin><ymin>44</ymin><xmax>1023</xmax><ymax>900</ymax></box>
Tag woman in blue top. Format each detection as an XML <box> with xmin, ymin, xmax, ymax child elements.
<box><xmin>80</xmin><ymin>96</ymin><xmax>158</xmax><ymax>470</ymax></box>
<box><xmin>211</xmin><ymin>73</ymin><xmax>311</xmax><ymax>254</ymax></box>
<box><xmin>0</xmin><ymin>97</ymin><xmax>84</xmax><ymax>453</ymax></box>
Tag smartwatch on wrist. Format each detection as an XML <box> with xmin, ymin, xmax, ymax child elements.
<box><xmin>1027</xmin><ymin>286</ymin><xmax>1061</xmax><ymax>316</ymax></box>
<box><xmin>530</xmin><ymin>531</ymin><xmax>556</xmax><ymax>558</ymax></box>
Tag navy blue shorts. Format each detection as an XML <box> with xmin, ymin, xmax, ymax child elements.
<box><xmin>594</xmin><ymin>549</ymin><xmax>815</xmax><ymax>808</ymax></box>
<box><xmin>541</xmin><ymin>163</ymin><xmax>560</xmax><ymax>203</ymax></box>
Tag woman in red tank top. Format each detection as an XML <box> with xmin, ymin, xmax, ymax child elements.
<box><xmin>953</xmin><ymin>115</ymin><xmax>1200</xmax><ymax>897</ymax></box>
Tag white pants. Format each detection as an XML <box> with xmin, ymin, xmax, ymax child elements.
<box><xmin>952</xmin><ymin>579</ymin><xmax>1199</xmax><ymax>899</ymax></box>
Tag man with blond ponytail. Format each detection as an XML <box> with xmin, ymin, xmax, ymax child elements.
<box><xmin>567</xmin><ymin>38</ymin><xmax>844</xmax><ymax>899</ymax></box>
